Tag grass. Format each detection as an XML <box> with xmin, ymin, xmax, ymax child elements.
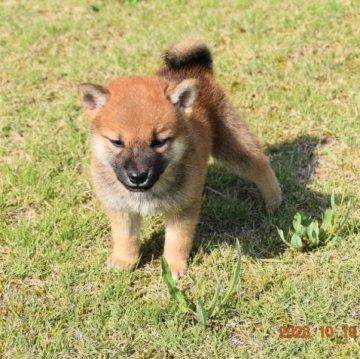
<box><xmin>0</xmin><ymin>0</ymin><xmax>359</xmax><ymax>357</ymax></box>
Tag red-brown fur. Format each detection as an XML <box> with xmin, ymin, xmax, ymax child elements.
<box><xmin>79</xmin><ymin>39</ymin><xmax>281</xmax><ymax>279</ymax></box>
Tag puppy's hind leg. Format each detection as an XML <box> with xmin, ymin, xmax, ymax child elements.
<box><xmin>212</xmin><ymin>102</ymin><xmax>282</xmax><ymax>211</ymax></box>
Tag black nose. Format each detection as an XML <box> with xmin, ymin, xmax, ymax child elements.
<box><xmin>128</xmin><ymin>170</ymin><xmax>149</xmax><ymax>185</ymax></box>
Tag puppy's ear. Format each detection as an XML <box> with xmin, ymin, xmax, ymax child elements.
<box><xmin>78</xmin><ymin>83</ymin><xmax>109</xmax><ymax>115</ymax></box>
<box><xmin>167</xmin><ymin>79</ymin><xmax>198</xmax><ymax>110</ymax></box>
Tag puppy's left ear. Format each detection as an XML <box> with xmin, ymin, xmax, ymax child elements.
<box><xmin>167</xmin><ymin>79</ymin><xmax>198</xmax><ymax>110</ymax></box>
<box><xmin>78</xmin><ymin>83</ymin><xmax>110</xmax><ymax>118</ymax></box>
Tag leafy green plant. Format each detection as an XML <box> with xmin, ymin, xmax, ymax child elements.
<box><xmin>277</xmin><ymin>194</ymin><xmax>352</xmax><ymax>251</ymax></box>
<box><xmin>161</xmin><ymin>239</ymin><xmax>241</xmax><ymax>326</ymax></box>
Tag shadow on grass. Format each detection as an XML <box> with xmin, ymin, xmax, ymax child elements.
<box><xmin>140</xmin><ymin>135</ymin><xmax>330</xmax><ymax>263</ymax></box>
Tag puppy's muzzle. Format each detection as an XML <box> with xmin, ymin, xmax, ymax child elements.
<box><xmin>127</xmin><ymin>170</ymin><xmax>149</xmax><ymax>185</ymax></box>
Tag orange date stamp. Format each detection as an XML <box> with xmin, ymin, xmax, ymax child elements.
<box><xmin>279</xmin><ymin>325</ymin><xmax>358</xmax><ymax>339</ymax></box>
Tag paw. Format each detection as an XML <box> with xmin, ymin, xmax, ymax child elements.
<box><xmin>264</xmin><ymin>180</ymin><xmax>282</xmax><ymax>212</ymax></box>
<box><xmin>265</xmin><ymin>190</ymin><xmax>282</xmax><ymax>211</ymax></box>
<box><xmin>166</xmin><ymin>259</ymin><xmax>188</xmax><ymax>281</ymax></box>
<box><xmin>106</xmin><ymin>254</ymin><xmax>138</xmax><ymax>270</ymax></box>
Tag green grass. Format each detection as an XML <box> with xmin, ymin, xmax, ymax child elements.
<box><xmin>1</xmin><ymin>0</ymin><xmax>359</xmax><ymax>357</ymax></box>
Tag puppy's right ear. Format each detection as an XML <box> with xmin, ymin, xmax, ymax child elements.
<box><xmin>78</xmin><ymin>83</ymin><xmax>110</xmax><ymax>117</ymax></box>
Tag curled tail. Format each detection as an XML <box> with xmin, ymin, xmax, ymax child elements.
<box><xmin>163</xmin><ymin>39</ymin><xmax>213</xmax><ymax>74</ymax></box>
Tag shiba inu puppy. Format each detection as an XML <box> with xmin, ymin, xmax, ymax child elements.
<box><xmin>78</xmin><ymin>39</ymin><xmax>281</xmax><ymax>279</ymax></box>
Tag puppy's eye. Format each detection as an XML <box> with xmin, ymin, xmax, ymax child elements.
<box><xmin>109</xmin><ymin>139</ymin><xmax>125</xmax><ymax>148</ymax></box>
<box><xmin>151</xmin><ymin>138</ymin><xmax>170</xmax><ymax>148</ymax></box>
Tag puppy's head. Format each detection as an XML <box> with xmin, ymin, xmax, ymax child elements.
<box><xmin>79</xmin><ymin>76</ymin><xmax>197</xmax><ymax>192</ymax></box>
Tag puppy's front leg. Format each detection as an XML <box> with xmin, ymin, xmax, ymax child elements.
<box><xmin>164</xmin><ymin>201</ymin><xmax>201</xmax><ymax>280</ymax></box>
<box><xmin>107</xmin><ymin>209</ymin><xmax>142</xmax><ymax>269</ymax></box>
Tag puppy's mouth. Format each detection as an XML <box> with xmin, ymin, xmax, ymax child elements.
<box><xmin>117</xmin><ymin>174</ymin><xmax>159</xmax><ymax>192</ymax></box>
<box><xmin>124</xmin><ymin>184</ymin><xmax>154</xmax><ymax>192</ymax></box>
